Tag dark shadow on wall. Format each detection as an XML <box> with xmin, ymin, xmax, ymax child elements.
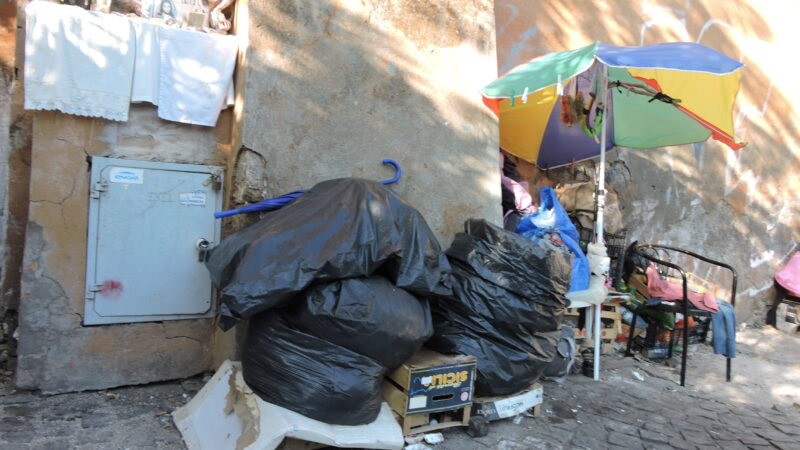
<box><xmin>232</xmin><ymin>0</ymin><xmax>501</xmax><ymax>242</ymax></box>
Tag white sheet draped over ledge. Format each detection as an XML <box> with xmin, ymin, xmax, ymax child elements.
<box><xmin>24</xmin><ymin>1</ymin><xmax>237</xmax><ymax>127</ymax></box>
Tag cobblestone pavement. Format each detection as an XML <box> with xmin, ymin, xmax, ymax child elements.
<box><xmin>441</xmin><ymin>354</ymin><xmax>800</xmax><ymax>450</ymax></box>
<box><xmin>1</xmin><ymin>329</ymin><xmax>798</xmax><ymax>449</ymax></box>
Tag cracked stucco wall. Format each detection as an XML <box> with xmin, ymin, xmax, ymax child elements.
<box><xmin>495</xmin><ymin>0</ymin><xmax>800</xmax><ymax>324</ymax></box>
<box><xmin>16</xmin><ymin>107</ymin><xmax>228</xmax><ymax>393</ymax></box>
<box><xmin>235</xmin><ymin>0</ymin><xmax>501</xmax><ymax>246</ymax></box>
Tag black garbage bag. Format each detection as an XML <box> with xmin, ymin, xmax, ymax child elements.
<box><xmin>284</xmin><ymin>276</ymin><xmax>433</xmax><ymax>370</ymax></box>
<box><xmin>205</xmin><ymin>178</ymin><xmax>451</xmax><ymax>330</ymax></box>
<box><xmin>429</xmin><ymin>313</ymin><xmax>560</xmax><ymax>396</ymax></box>
<box><xmin>428</xmin><ymin>219</ymin><xmax>572</xmax><ymax>396</ymax></box>
<box><xmin>446</xmin><ymin>219</ymin><xmax>572</xmax><ymax>304</ymax></box>
<box><xmin>242</xmin><ymin>313</ymin><xmax>386</xmax><ymax>426</ymax></box>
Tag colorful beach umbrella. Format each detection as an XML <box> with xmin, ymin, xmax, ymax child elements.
<box><xmin>481</xmin><ymin>41</ymin><xmax>746</xmax><ymax>168</ymax></box>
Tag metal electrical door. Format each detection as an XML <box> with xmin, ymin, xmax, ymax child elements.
<box><xmin>84</xmin><ymin>157</ymin><xmax>223</xmax><ymax>325</ymax></box>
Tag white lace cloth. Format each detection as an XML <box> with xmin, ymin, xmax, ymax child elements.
<box><xmin>24</xmin><ymin>2</ymin><xmax>135</xmax><ymax>122</ymax></box>
<box><xmin>157</xmin><ymin>27</ymin><xmax>237</xmax><ymax>126</ymax></box>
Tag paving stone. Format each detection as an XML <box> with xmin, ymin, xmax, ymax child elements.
<box><xmin>688</xmin><ymin>415</ymin><xmax>720</xmax><ymax>429</ymax></box>
<box><xmin>668</xmin><ymin>438</ymin><xmax>694</xmax><ymax>450</ymax></box>
<box><xmin>717</xmin><ymin>412</ymin><xmax>744</xmax><ymax>427</ymax></box>
<box><xmin>608</xmin><ymin>431</ymin><xmax>642</xmax><ymax>448</ymax></box>
<box><xmin>1</xmin><ymin>430</ymin><xmax>37</xmax><ymax>443</ymax></box>
<box><xmin>758</xmin><ymin>411</ymin><xmax>794</xmax><ymax>426</ymax></box>
<box><xmin>33</xmin><ymin>440</ymin><xmax>74</xmax><ymax>450</ymax></box>
<box><xmin>2</xmin><ymin>404</ymin><xmax>39</xmax><ymax>417</ymax></box>
<box><xmin>680</xmin><ymin>430</ymin><xmax>713</xmax><ymax>445</ymax></box>
<box><xmin>643</xmin><ymin>421</ymin><xmax>670</xmax><ymax>433</ymax></box>
<box><xmin>738</xmin><ymin>415</ymin><xmax>772</xmax><ymax>428</ymax></box>
<box><xmin>771</xmin><ymin>441</ymin><xmax>800</xmax><ymax>450</ymax></box>
<box><xmin>686</xmin><ymin>407</ymin><xmax>717</xmax><ymax>420</ymax></box>
<box><xmin>0</xmin><ymin>416</ymin><xmax>34</xmax><ymax>432</ymax></box>
<box><xmin>569</xmin><ymin>436</ymin><xmax>607</xmax><ymax>450</ymax></box>
<box><xmin>80</xmin><ymin>412</ymin><xmax>115</xmax><ymax>429</ymax></box>
<box><xmin>772</xmin><ymin>422</ymin><xmax>800</xmax><ymax>436</ymax></box>
<box><xmin>737</xmin><ymin>433</ymin><xmax>771</xmax><ymax>446</ymax></box>
<box><xmin>0</xmin><ymin>444</ymin><xmax>30</xmax><ymax>450</ymax></box>
<box><xmin>39</xmin><ymin>422</ymin><xmax>77</xmax><ymax>438</ymax></box>
<box><xmin>640</xmin><ymin>429</ymin><xmax>670</xmax><ymax>445</ymax></box>
<box><xmin>711</xmin><ymin>439</ymin><xmax>748</xmax><ymax>450</ymax></box>
<box><xmin>114</xmin><ymin>405</ymin><xmax>153</xmax><ymax>420</ymax></box>
<box><xmin>604</xmin><ymin>419</ymin><xmax>638</xmax><ymax>436</ymax></box>
<box><xmin>754</xmin><ymin>428</ymin><xmax>794</xmax><ymax>443</ymax></box>
<box><xmin>642</xmin><ymin>444</ymin><xmax>672</xmax><ymax>450</ymax></box>
<box><xmin>671</xmin><ymin>419</ymin><xmax>704</xmax><ymax>433</ymax></box>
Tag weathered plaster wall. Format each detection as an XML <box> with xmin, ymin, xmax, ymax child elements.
<box><xmin>495</xmin><ymin>0</ymin><xmax>800</xmax><ymax>324</ymax></box>
<box><xmin>16</xmin><ymin>107</ymin><xmax>227</xmax><ymax>393</ymax></box>
<box><xmin>237</xmin><ymin>0</ymin><xmax>501</xmax><ymax>245</ymax></box>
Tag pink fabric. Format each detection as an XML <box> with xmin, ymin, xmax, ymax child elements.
<box><xmin>776</xmin><ymin>252</ymin><xmax>800</xmax><ymax>297</ymax></box>
<box><xmin>501</xmin><ymin>175</ymin><xmax>534</xmax><ymax>212</ymax></box>
<box><xmin>646</xmin><ymin>265</ymin><xmax>719</xmax><ymax>313</ymax></box>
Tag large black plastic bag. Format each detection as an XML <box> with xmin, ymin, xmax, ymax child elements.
<box><xmin>429</xmin><ymin>318</ymin><xmax>560</xmax><ymax>396</ymax></box>
<box><xmin>428</xmin><ymin>219</ymin><xmax>572</xmax><ymax>396</ymax></box>
<box><xmin>242</xmin><ymin>313</ymin><xmax>386</xmax><ymax>426</ymax></box>
<box><xmin>205</xmin><ymin>178</ymin><xmax>451</xmax><ymax>330</ymax></box>
<box><xmin>284</xmin><ymin>276</ymin><xmax>433</xmax><ymax>370</ymax></box>
<box><xmin>446</xmin><ymin>219</ymin><xmax>572</xmax><ymax>305</ymax></box>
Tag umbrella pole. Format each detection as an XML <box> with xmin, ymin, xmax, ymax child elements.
<box><xmin>593</xmin><ymin>63</ymin><xmax>610</xmax><ymax>381</ymax></box>
<box><xmin>595</xmin><ymin>63</ymin><xmax>609</xmax><ymax>247</ymax></box>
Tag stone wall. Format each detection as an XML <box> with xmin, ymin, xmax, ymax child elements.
<box><xmin>494</xmin><ymin>0</ymin><xmax>800</xmax><ymax>324</ymax></box>
<box><xmin>236</xmin><ymin>0</ymin><xmax>501</xmax><ymax>246</ymax></box>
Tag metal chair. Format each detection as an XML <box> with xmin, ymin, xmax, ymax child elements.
<box><xmin>623</xmin><ymin>243</ymin><xmax>737</xmax><ymax>387</ymax></box>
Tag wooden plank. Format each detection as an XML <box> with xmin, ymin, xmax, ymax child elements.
<box><xmin>385</xmin><ymin>363</ymin><xmax>412</xmax><ymax>391</ymax></box>
<box><xmin>381</xmin><ymin>380</ymin><xmax>409</xmax><ymax>416</ymax></box>
<box><xmin>399</xmin><ymin>407</ymin><xmax>470</xmax><ymax>436</ymax></box>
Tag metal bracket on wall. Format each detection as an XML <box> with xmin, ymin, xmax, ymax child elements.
<box><xmin>85</xmin><ymin>284</ymin><xmax>103</xmax><ymax>302</ymax></box>
<box><xmin>90</xmin><ymin>181</ymin><xmax>108</xmax><ymax>199</ymax></box>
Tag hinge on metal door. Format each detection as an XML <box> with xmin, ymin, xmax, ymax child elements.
<box><xmin>91</xmin><ymin>181</ymin><xmax>109</xmax><ymax>199</ymax></box>
<box><xmin>85</xmin><ymin>284</ymin><xmax>103</xmax><ymax>301</ymax></box>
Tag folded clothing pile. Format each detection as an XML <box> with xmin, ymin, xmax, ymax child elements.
<box><xmin>428</xmin><ymin>219</ymin><xmax>572</xmax><ymax>396</ymax></box>
<box><xmin>206</xmin><ymin>178</ymin><xmax>448</xmax><ymax>425</ymax></box>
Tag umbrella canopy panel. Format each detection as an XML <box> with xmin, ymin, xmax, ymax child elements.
<box><xmin>482</xmin><ymin>41</ymin><xmax>745</xmax><ymax>167</ymax></box>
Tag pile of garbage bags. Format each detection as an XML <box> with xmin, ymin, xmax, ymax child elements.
<box><xmin>206</xmin><ymin>179</ymin><xmax>574</xmax><ymax>425</ymax></box>
<box><xmin>206</xmin><ymin>179</ymin><xmax>446</xmax><ymax>425</ymax></box>
<box><xmin>428</xmin><ymin>219</ymin><xmax>572</xmax><ymax>396</ymax></box>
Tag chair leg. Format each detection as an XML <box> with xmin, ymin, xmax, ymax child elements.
<box><xmin>726</xmin><ymin>357</ymin><xmax>731</xmax><ymax>382</ymax></box>
<box><xmin>667</xmin><ymin>316</ymin><xmax>676</xmax><ymax>360</ymax></box>
<box><xmin>680</xmin><ymin>317</ymin><xmax>689</xmax><ymax>387</ymax></box>
<box><xmin>766</xmin><ymin>282</ymin><xmax>787</xmax><ymax>327</ymax></box>
<box><xmin>625</xmin><ymin>311</ymin><xmax>638</xmax><ymax>357</ymax></box>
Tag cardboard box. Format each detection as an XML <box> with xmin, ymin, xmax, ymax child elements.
<box><xmin>382</xmin><ymin>348</ymin><xmax>476</xmax><ymax>416</ymax></box>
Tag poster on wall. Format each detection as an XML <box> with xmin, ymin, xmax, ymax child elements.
<box><xmin>140</xmin><ymin>0</ymin><xmax>210</xmax><ymax>27</ymax></box>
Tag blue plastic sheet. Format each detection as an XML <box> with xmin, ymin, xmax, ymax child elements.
<box><xmin>516</xmin><ymin>187</ymin><xmax>589</xmax><ymax>292</ymax></box>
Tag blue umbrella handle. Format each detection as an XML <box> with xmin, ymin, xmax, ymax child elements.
<box><xmin>214</xmin><ymin>159</ymin><xmax>402</xmax><ymax>218</ymax></box>
<box><xmin>379</xmin><ymin>159</ymin><xmax>402</xmax><ymax>185</ymax></box>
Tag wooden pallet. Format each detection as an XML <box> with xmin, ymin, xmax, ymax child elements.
<box><xmin>568</xmin><ymin>303</ymin><xmax>623</xmax><ymax>354</ymax></box>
